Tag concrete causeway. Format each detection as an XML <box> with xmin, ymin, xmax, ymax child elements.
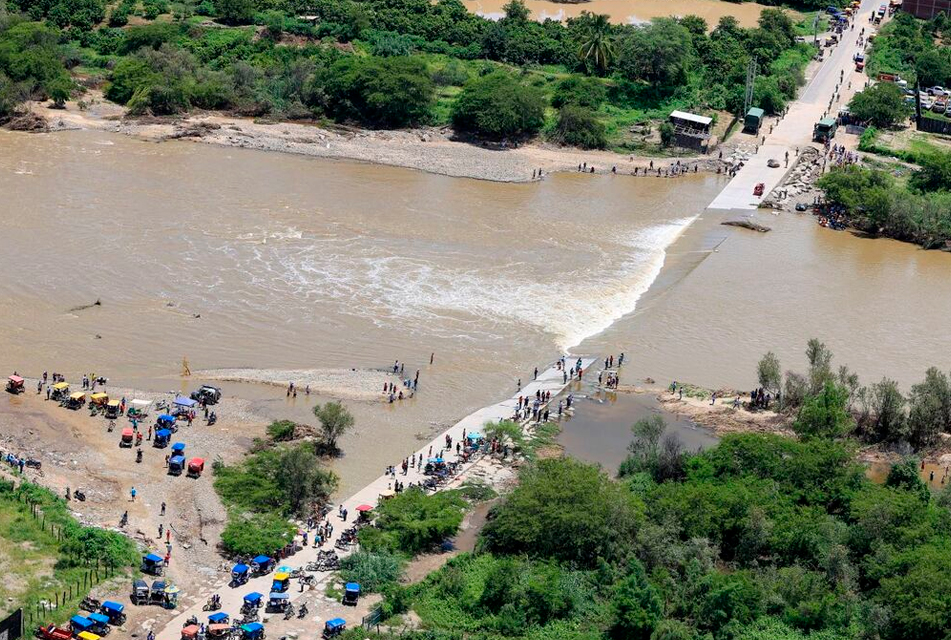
<box><xmin>155</xmin><ymin>357</ymin><xmax>596</xmax><ymax>639</ymax></box>
<box><xmin>708</xmin><ymin>0</ymin><xmax>880</xmax><ymax>210</ymax></box>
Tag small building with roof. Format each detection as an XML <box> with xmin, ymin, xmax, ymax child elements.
<box><xmin>668</xmin><ymin>110</ymin><xmax>714</xmax><ymax>152</ymax></box>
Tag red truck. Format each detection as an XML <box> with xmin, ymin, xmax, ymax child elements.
<box><xmin>35</xmin><ymin>625</ymin><xmax>72</xmax><ymax>640</ymax></box>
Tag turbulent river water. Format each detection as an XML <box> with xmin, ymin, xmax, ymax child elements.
<box><xmin>3</xmin><ymin>128</ymin><xmax>951</xmax><ymax>486</ymax></box>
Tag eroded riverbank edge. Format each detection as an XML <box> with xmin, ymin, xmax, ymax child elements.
<box><xmin>22</xmin><ymin>94</ymin><xmax>731</xmax><ymax>184</ymax></box>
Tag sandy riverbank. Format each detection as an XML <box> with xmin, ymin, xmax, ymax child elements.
<box><xmin>198</xmin><ymin>367</ymin><xmax>402</xmax><ymax>402</ymax></box>
<box><xmin>0</xmin><ymin>383</ymin><xmax>273</xmax><ymax>632</ymax></box>
<box><xmin>26</xmin><ymin>93</ymin><xmax>729</xmax><ymax>183</ymax></box>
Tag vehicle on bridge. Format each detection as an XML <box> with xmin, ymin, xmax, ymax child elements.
<box><xmin>813</xmin><ymin>117</ymin><xmax>838</xmax><ymax>142</ymax></box>
<box><xmin>743</xmin><ymin>108</ymin><xmax>764</xmax><ymax>135</ymax></box>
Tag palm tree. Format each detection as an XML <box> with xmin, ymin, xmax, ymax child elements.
<box><xmin>577</xmin><ymin>13</ymin><xmax>614</xmax><ymax>76</ymax></box>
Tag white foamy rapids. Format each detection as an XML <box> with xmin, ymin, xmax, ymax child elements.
<box><xmin>207</xmin><ymin>216</ymin><xmax>697</xmax><ymax>352</ymax></box>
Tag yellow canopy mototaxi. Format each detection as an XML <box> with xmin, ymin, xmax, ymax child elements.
<box><xmin>90</xmin><ymin>393</ymin><xmax>109</xmax><ymax>406</ymax></box>
<box><xmin>67</xmin><ymin>392</ymin><xmax>86</xmax><ymax>409</ymax></box>
<box><xmin>105</xmin><ymin>399</ymin><xmax>121</xmax><ymax>418</ymax></box>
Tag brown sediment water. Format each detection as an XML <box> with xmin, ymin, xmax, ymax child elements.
<box><xmin>462</xmin><ymin>0</ymin><xmax>774</xmax><ymax>27</ymax></box>
<box><xmin>578</xmin><ymin>208</ymin><xmax>951</xmax><ymax>393</ymax></box>
<box><xmin>3</xmin><ymin>128</ymin><xmax>951</xmax><ymax>487</ymax></box>
<box><xmin>0</xmin><ymin>128</ymin><xmax>720</xmax><ymax>491</ymax></box>
<box><xmin>558</xmin><ymin>389</ymin><xmax>718</xmax><ymax>472</ymax></box>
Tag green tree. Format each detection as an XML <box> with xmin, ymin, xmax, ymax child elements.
<box><xmin>315</xmin><ymin>56</ymin><xmax>433</xmax><ymax>128</ymax></box>
<box><xmin>659</xmin><ymin>121</ymin><xmax>674</xmax><ymax>147</ymax></box>
<box><xmin>220</xmin><ymin>511</ymin><xmax>297</xmax><ymax>556</ymax></box>
<box><xmin>276</xmin><ymin>443</ymin><xmax>339</xmax><ymax>514</ymax></box>
<box><xmin>757</xmin><ymin>351</ymin><xmax>782</xmax><ymax>396</ymax></box>
<box><xmin>214</xmin><ymin>443</ymin><xmax>338</xmax><ymax>517</ymax></box>
<box><xmin>610</xmin><ymin>560</ymin><xmax>662</xmax><ymax>639</ymax></box>
<box><xmin>502</xmin><ymin>0</ymin><xmax>530</xmax><ymax>22</ymax></box>
<box><xmin>695</xmin><ymin>571</ymin><xmax>764</xmax><ymax>637</ymax></box>
<box><xmin>358</xmin><ymin>487</ymin><xmax>466</xmax><ymax>554</ymax></box>
<box><xmin>451</xmin><ymin>71</ymin><xmax>544</xmax><ymax>139</ymax></box>
<box><xmin>577</xmin><ymin>12</ymin><xmax>614</xmax><ymax>75</ymax></box>
<box><xmin>551</xmin><ymin>75</ymin><xmax>606</xmax><ymax>109</ymax></box>
<box><xmin>805</xmin><ymin>338</ymin><xmax>834</xmax><ymax>395</ymax></box>
<box><xmin>885</xmin><ymin>457</ymin><xmax>930</xmax><ymax>502</ymax></box>
<box><xmin>104</xmin><ymin>57</ymin><xmax>156</xmax><ymax>104</ymax></box>
<box><xmin>915</xmin><ymin>48</ymin><xmax>951</xmax><ymax>88</ymax></box>
<box><xmin>876</xmin><ymin>541</ymin><xmax>951</xmax><ymax>640</ymax></box>
<box><xmin>619</xmin><ymin>415</ymin><xmax>665</xmax><ymax>477</ymax></box>
<box><xmin>217</xmin><ymin>0</ymin><xmax>256</xmax><ymax>24</ymax></box>
<box><xmin>45</xmin><ymin>74</ymin><xmax>73</xmax><ymax>107</ymax></box>
<box><xmin>848</xmin><ymin>82</ymin><xmax>909</xmax><ymax>128</ymax></box>
<box><xmin>908</xmin><ymin>150</ymin><xmax>951</xmax><ymax>194</ymax></box>
<box><xmin>615</xmin><ymin>18</ymin><xmax>693</xmax><ymax>88</ymax></box>
<box><xmin>481</xmin><ymin>457</ymin><xmax>642</xmax><ymax>566</ymax></box>
<box><xmin>908</xmin><ymin>367</ymin><xmax>951</xmax><ymax>448</ymax></box>
<box><xmin>339</xmin><ymin>549</ymin><xmax>403</xmax><ymax>592</ymax></box>
<box><xmin>266</xmin><ymin>419</ymin><xmax>297</xmax><ymax>442</ymax></box>
<box><xmin>792</xmin><ymin>381</ymin><xmax>854</xmax><ymax>440</ymax></box>
<box><xmin>651</xmin><ymin>620</ymin><xmax>697</xmax><ymax>640</ymax></box>
<box><xmin>313</xmin><ymin>400</ymin><xmax>355</xmax><ymax>454</ymax></box>
<box><xmin>869</xmin><ymin>377</ymin><xmax>907</xmax><ymax>443</ymax></box>
<box><xmin>553</xmin><ymin>104</ymin><xmax>607</xmax><ymax>149</ymax></box>
<box><xmin>483</xmin><ymin>419</ymin><xmax>525</xmax><ymax>451</ymax></box>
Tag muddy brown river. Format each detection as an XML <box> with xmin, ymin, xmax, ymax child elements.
<box><xmin>3</xmin><ymin>128</ymin><xmax>951</xmax><ymax>484</ymax></box>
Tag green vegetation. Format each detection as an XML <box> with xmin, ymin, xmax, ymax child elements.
<box><xmin>756</xmin><ymin>339</ymin><xmax>951</xmax><ymax>451</ymax></box>
<box><xmin>451</xmin><ymin>71</ymin><xmax>544</xmax><ymax>139</ymax></box>
<box><xmin>0</xmin><ymin>480</ymin><xmax>136</xmax><ymax>623</ymax></box>
<box><xmin>214</xmin><ymin>441</ymin><xmax>338</xmax><ymax>555</ymax></box>
<box><xmin>1</xmin><ymin>0</ymin><xmax>812</xmax><ymax>152</ymax></box>
<box><xmin>266</xmin><ymin>419</ymin><xmax>297</xmax><ymax>442</ymax></box>
<box><xmin>817</xmin><ymin>150</ymin><xmax>951</xmax><ymax>249</ymax></box>
<box><xmin>376</xmin><ymin>427</ymin><xmax>951</xmax><ymax>640</ymax></box>
<box><xmin>359</xmin><ymin>488</ymin><xmax>467</xmax><ymax>555</ymax></box>
<box><xmin>313</xmin><ymin>400</ymin><xmax>355</xmax><ymax>455</ymax></box>
<box><xmin>847</xmin><ymin>82</ymin><xmax>910</xmax><ymax>128</ymax></box>
<box><xmin>0</xmin><ymin>18</ymin><xmax>75</xmax><ymax>120</ymax></box>
<box><xmin>339</xmin><ymin>549</ymin><xmax>404</xmax><ymax>593</ymax></box>
<box><xmin>480</xmin><ymin>457</ymin><xmax>641</xmax><ymax>566</ymax></box>
<box><xmin>867</xmin><ymin>12</ymin><xmax>950</xmax><ymax>86</ymax></box>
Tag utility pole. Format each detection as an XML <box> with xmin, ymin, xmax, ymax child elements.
<box><xmin>813</xmin><ymin>11</ymin><xmax>820</xmax><ymax>47</ymax></box>
<box><xmin>743</xmin><ymin>57</ymin><xmax>758</xmax><ymax>116</ymax></box>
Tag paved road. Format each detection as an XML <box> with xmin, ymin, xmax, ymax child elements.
<box><xmin>708</xmin><ymin>0</ymin><xmax>882</xmax><ymax>210</ymax></box>
<box><xmin>154</xmin><ymin>357</ymin><xmax>596</xmax><ymax>640</ymax></box>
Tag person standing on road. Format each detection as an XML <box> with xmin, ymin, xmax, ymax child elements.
<box><xmin>130</xmin><ymin>487</ymin><xmax>137</xmax><ymax>502</ymax></box>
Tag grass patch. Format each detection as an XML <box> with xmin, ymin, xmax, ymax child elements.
<box><xmin>794</xmin><ymin>11</ymin><xmax>829</xmax><ymax>37</ymax></box>
<box><xmin>0</xmin><ymin>481</ymin><xmax>136</xmax><ymax>626</ymax></box>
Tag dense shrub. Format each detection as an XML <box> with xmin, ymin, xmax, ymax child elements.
<box><xmin>339</xmin><ymin>549</ymin><xmax>404</xmax><ymax>592</ymax></box>
<box><xmin>314</xmin><ymin>55</ymin><xmax>434</xmax><ymax>127</ymax></box>
<box><xmin>551</xmin><ymin>75</ymin><xmax>607</xmax><ymax>109</ymax></box>
<box><xmin>480</xmin><ymin>457</ymin><xmax>642</xmax><ymax>566</ymax></box>
<box><xmin>450</xmin><ymin>71</ymin><xmax>544</xmax><ymax>139</ymax></box>
<box><xmin>359</xmin><ymin>488</ymin><xmax>466</xmax><ymax>555</ymax></box>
